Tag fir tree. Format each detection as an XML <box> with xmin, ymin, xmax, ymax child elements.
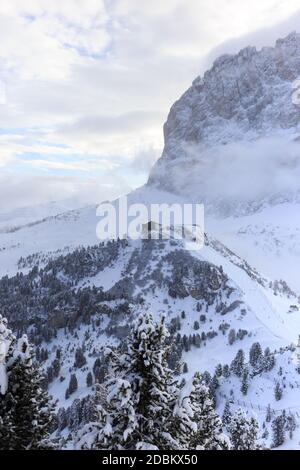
<box><xmin>263</xmin><ymin>348</ymin><xmax>276</xmax><ymax>372</ymax></box>
<box><xmin>229</xmin><ymin>408</ymin><xmax>260</xmax><ymax>450</ymax></box>
<box><xmin>249</xmin><ymin>342</ymin><xmax>263</xmax><ymax>373</ymax></box>
<box><xmin>230</xmin><ymin>349</ymin><xmax>245</xmax><ymax>377</ymax></box>
<box><xmin>209</xmin><ymin>374</ymin><xmax>219</xmax><ymax>408</ymax></box>
<box><xmin>86</xmin><ymin>371</ymin><xmax>93</xmax><ymax>387</ymax></box>
<box><xmin>222</xmin><ymin>400</ymin><xmax>232</xmax><ymax>430</ymax></box>
<box><xmin>215</xmin><ymin>364</ymin><xmax>223</xmax><ymax>378</ymax></box>
<box><xmin>67</xmin><ymin>373</ymin><xmax>78</xmax><ymax>397</ymax></box>
<box><xmin>274</xmin><ymin>382</ymin><xmax>283</xmax><ymax>401</ymax></box>
<box><xmin>266</xmin><ymin>404</ymin><xmax>272</xmax><ymax>423</ymax></box>
<box><xmin>271</xmin><ymin>413</ymin><xmax>286</xmax><ymax>448</ymax></box>
<box><xmin>189</xmin><ymin>373</ymin><xmax>230</xmax><ymax>450</ymax></box>
<box><xmin>228</xmin><ymin>329</ymin><xmax>236</xmax><ymax>346</ymax></box>
<box><xmin>241</xmin><ymin>368</ymin><xmax>249</xmax><ymax>396</ymax></box>
<box><xmin>0</xmin><ymin>315</ymin><xmax>16</xmax><ymax>449</ymax></box>
<box><xmin>75</xmin><ymin>392</ymin><xmax>111</xmax><ymax>450</ymax></box>
<box><xmin>172</xmin><ymin>393</ymin><xmax>197</xmax><ymax>449</ymax></box>
<box><xmin>77</xmin><ymin>314</ymin><xmax>232</xmax><ymax>451</ymax></box>
<box><xmin>78</xmin><ymin>314</ymin><xmax>191</xmax><ymax>450</ymax></box>
<box><xmin>1</xmin><ymin>334</ymin><xmax>55</xmax><ymax>450</ymax></box>
<box><xmin>74</xmin><ymin>348</ymin><xmax>87</xmax><ymax>369</ymax></box>
<box><xmin>223</xmin><ymin>364</ymin><xmax>230</xmax><ymax>378</ymax></box>
<box><xmin>285</xmin><ymin>413</ymin><xmax>296</xmax><ymax>439</ymax></box>
<box><xmin>105</xmin><ymin>378</ymin><xmax>137</xmax><ymax>448</ymax></box>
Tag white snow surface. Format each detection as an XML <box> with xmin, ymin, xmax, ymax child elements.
<box><xmin>2</xmin><ymin>32</ymin><xmax>300</xmax><ymax>449</ymax></box>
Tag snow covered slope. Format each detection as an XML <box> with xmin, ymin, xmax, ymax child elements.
<box><xmin>0</xmin><ymin>204</ymin><xmax>99</xmax><ymax>277</ymax></box>
<box><xmin>0</xmin><ymin>200</ymin><xmax>86</xmax><ymax>232</ymax></box>
<box><xmin>16</xmin><ymin>234</ymin><xmax>298</xmax><ymax>449</ymax></box>
<box><xmin>208</xmin><ymin>201</ymin><xmax>300</xmax><ymax>294</ymax></box>
<box><xmin>2</xmin><ymin>32</ymin><xmax>300</xmax><ymax>449</ymax></box>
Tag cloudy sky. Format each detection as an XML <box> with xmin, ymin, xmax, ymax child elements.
<box><xmin>1</xmin><ymin>0</ymin><xmax>300</xmax><ymax>211</ymax></box>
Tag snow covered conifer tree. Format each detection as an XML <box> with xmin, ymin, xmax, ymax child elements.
<box><xmin>230</xmin><ymin>349</ymin><xmax>245</xmax><ymax>377</ymax></box>
<box><xmin>112</xmin><ymin>313</ymin><xmax>179</xmax><ymax>449</ymax></box>
<box><xmin>76</xmin><ymin>398</ymin><xmax>111</xmax><ymax>449</ymax></box>
<box><xmin>241</xmin><ymin>368</ymin><xmax>249</xmax><ymax>396</ymax></box>
<box><xmin>222</xmin><ymin>400</ymin><xmax>232</xmax><ymax>430</ymax></box>
<box><xmin>223</xmin><ymin>364</ymin><xmax>230</xmax><ymax>378</ymax></box>
<box><xmin>266</xmin><ymin>404</ymin><xmax>272</xmax><ymax>423</ymax></box>
<box><xmin>285</xmin><ymin>412</ymin><xmax>296</xmax><ymax>439</ymax></box>
<box><xmin>229</xmin><ymin>408</ymin><xmax>260</xmax><ymax>450</ymax></box>
<box><xmin>0</xmin><ymin>315</ymin><xmax>15</xmax><ymax>395</ymax></box>
<box><xmin>249</xmin><ymin>342</ymin><xmax>263</xmax><ymax>374</ymax></box>
<box><xmin>0</xmin><ymin>315</ymin><xmax>16</xmax><ymax>449</ymax></box>
<box><xmin>274</xmin><ymin>382</ymin><xmax>283</xmax><ymax>401</ymax></box>
<box><xmin>86</xmin><ymin>371</ymin><xmax>93</xmax><ymax>387</ymax></box>
<box><xmin>189</xmin><ymin>372</ymin><xmax>231</xmax><ymax>450</ymax></box>
<box><xmin>4</xmin><ymin>335</ymin><xmax>55</xmax><ymax>449</ymax></box>
<box><xmin>271</xmin><ymin>413</ymin><xmax>286</xmax><ymax>448</ymax></box>
<box><xmin>67</xmin><ymin>373</ymin><xmax>78</xmax><ymax>397</ymax></box>
<box><xmin>79</xmin><ymin>313</ymin><xmax>190</xmax><ymax>450</ymax></box>
<box><xmin>105</xmin><ymin>378</ymin><xmax>138</xmax><ymax>449</ymax></box>
<box><xmin>0</xmin><ymin>326</ymin><xmax>55</xmax><ymax>450</ymax></box>
<box><xmin>171</xmin><ymin>393</ymin><xmax>197</xmax><ymax>449</ymax></box>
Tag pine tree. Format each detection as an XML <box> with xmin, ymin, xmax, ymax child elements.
<box><xmin>0</xmin><ymin>314</ymin><xmax>15</xmax><ymax>395</ymax></box>
<box><xmin>86</xmin><ymin>371</ymin><xmax>93</xmax><ymax>387</ymax></box>
<box><xmin>189</xmin><ymin>373</ymin><xmax>231</xmax><ymax>450</ymax></box>
<box><xmin>228</xmin><ymin>329</ymin><xmax>236</xmax><ymax>346</ymax></box>
<box><xmin>0</xmin><ymin>315</ymin><xmax>16</xmax><ymax>449</ymax></box>
<box><xmin>222</xmin><ymin>400</ymin><xmax>232</xmax><ymax>430</ymax></box>
<box><xmin>74</xmin><ymin>348</ymin><xmax>87</xmax><ymax>368</ymax></box>
<box><xmin>172</xmin><ymin>393</ymin><xmax>197</xmax><ymax>449</ymax></box>
<box><xmin>266</xmin><ymin>404</ymin><xmax>272</xmax><ymax>423</ymax></box>
<box><xmin>67</xmin><ymin>373</ymin><xmax>78</xmax><ymax>397</ymax></box>
<box><xmin>285</xmin><ymin>412</ymin><xmax>296</xmax><ymax>439</ymax></box>
<box><xmin>271</xmin><ymin>413</ymin><xmax>286</xmax><ymax>448</ymax></box>
<box><xmin>75</xmin><ymin>389</ymin><xmax>111</xmax><ymax>450</ymax></box>
<box><xmin>6</xmin><ymin>335</ymin><xmax>55</xmax><ymax>449</ymax></box>
<box><xmin>78</xmin><ymin>314</ymin><xmax>232</xmax><ymax>451</ymax></box>
<box><xmin>78</xmin><ymin>314</ymin><xmax>191</xmax><ymax>450</ymax></box>
<box><xmin>230</xmin><ymin>349</ymin><xmax>245</xmax><ymax>377</ymax></box>
<box><xmin>106</xmin><ymin>378</ymin><xmax>137</xmax><ymax>448</ymax></box>
<box><xmin>241</xmin><ymin>368</ymin><xmax>249</xmax><ymax>396</ymax></box>
<box><xmin>229</xmin><ymin>408</ymin><xmax>260</xmax><ymax>450</ymax></box>
<box><xmin>209</xmin><ymin>373</ymin><xmax>219</xmax><ymax>408</ymax></box>
<box><xmin>274</xmin><ymin>382</ymin><xmax>283</xmax><ymax>401</ymax></box>
<box><xmin>223</xmin><ymin>364</ymin><xmax>230</xmax><ymax>378</ymax></box>
<box><xmin>215</xmin><ymin>364</ymin><xmax>223</xmax><ymax>378</ymax></box>
<box><xmin>249</xmin><ymin>342</ymin><xmax>263</xmax><ymax>373</ymax></box>
<box><xmin>263</xmin><ymin>348</ymin><xmax>276</xmax><ymax>372</ymax></box>
<box><xmin>0</xmin><ymin>332</ymin><xmax>55</xmax><ymax>450</ymax></box>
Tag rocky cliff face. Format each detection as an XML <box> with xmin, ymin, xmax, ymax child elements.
<box><xmin>148</xmin><ymin>33</ymin><xmax>300</xmax><ymax>210</ymax></box>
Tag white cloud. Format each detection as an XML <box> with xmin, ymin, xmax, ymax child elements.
<box><xmin>0</xmin><ymin>0</ymin><xmax>109</xmax><ymax>80</ymax></box>
<box><xmin>0</xmin><ymin>171</ymin><xmax>130</xmax><ymax>212</ymax></box>
<box><xmin>159</xmin><ymin>136</ymin><xmax>300</xmax><ymax>206</ymax></box>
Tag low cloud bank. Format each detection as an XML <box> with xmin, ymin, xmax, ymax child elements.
<box><xmin>158</xmin><ymin>136</ymin><xmax>300</xmax><ymax>205</ymax></box>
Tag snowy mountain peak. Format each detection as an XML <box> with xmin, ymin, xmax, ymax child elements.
<box><xmin>148</xmin><ymin>33</ymin><xmax>300</xmax><ymax>211</ymax></box>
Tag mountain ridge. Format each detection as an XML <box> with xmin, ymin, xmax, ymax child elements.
<box><xmin>148</xmin><ymin>32</ymin><xmax>300</xmax><ymax>210</ymax></box>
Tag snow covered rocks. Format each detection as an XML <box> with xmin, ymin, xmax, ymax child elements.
<box><xmin>148</xmin><ymin>32</ymin><xmax>300</xmax><ymax>215</ymax></box>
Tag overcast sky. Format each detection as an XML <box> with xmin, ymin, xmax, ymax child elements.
<box><xmin>1</xmin><ymin>0</ymin><xmax>300</xmax><ymax>212</ymax></box>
